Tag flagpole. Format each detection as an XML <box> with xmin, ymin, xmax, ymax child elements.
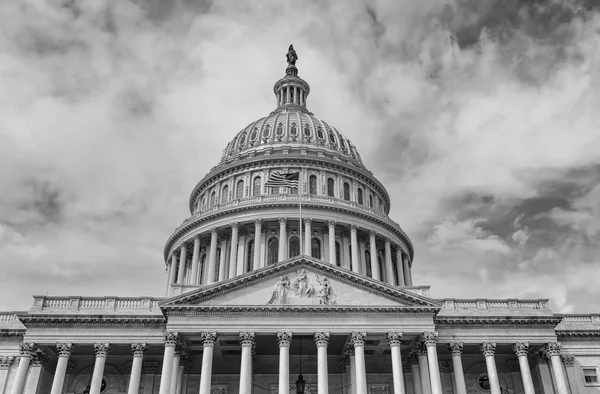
<box><xmin>299</xmin><ymin>183</ymin><xmax>303</xmax><ymax>257</ymax></box>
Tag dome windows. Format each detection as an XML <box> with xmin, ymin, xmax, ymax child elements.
<box><xmin>343</xmin><ymin>182</ymin><xmax>350</xmax><ymax>201</ymax></box>
<box><xmin>236</xmin><ymin>180</ymin><xmax>244</xmax><ymax>199</ymax></box>
<box><xmin>309</xmin><ymin>175</ymin><xmax>317</xmax><ymax>195</ymax></box>
<box><xmin>328</xmin><ymin>130</ymin><xmax>336</xmax><ymax>144</ymax></box>
<box><xmin>250</xmin><ymin>128</ymin><xmax>258</xmax><ymax>141</ymax></box>
<box><xmin>290</xmin><ymin>122</ymin><xmax>298</xmax><ymax>137</ymax></box>
<box><xmin>303</xmin><ymin>124</ymin><xmax>311</xmax><ymax>137</ymax></box>
<box><xmin>253</xmin><ymin>177</ymin><xmax>262</xmax><ymax>196</ymax></box>
<box><xmin>262</xmin><ymin>124</ymin><xmax>271</xmax><ymax>139</ymax></box>
<box><xmin>327</xmin><ymin>178</ymin><xmax>335</xmax><ymax>197</ymax></box>
<box><xmin>276</xmin><ymin>123</ymin><xmax>284</xmax><ymax>137</ymax></box>
<box><xmin>357</xmin><ymin>188</ymin><xmax>364</xmax><ymax>205</ymax></box>
<box><xmin>316</xmin><ymin>126</ymin><xmax>324</xmax><ymax>140</ymax></box>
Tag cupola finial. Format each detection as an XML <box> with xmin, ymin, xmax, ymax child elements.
<box><xmin>286</xmin><ymin>44</ymin><xmax>298</xmax><ymax>76</ymax></box>
<box><xmin>273</xmin><ymin>45</ymin><xmax>310</xmax><ymax>113</ymax></box>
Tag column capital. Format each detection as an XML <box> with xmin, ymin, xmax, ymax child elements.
<box><xmin>174</xmin><ymin>343</ymin><xmax>186</xmax><ymax>358</ymax></box>
<box><xmin>239</xmin><ymin>332</ymin><xmax>255</xmax><ymax>347</ymax></box>
<box><xmin>344</xmin><ymin>346</ymin><xmax>355</xmax><ymax>357</ymax></box>
<box><xmin>277</xmin><ymin>332</ymin><xmax>292</xmax><ymax>347</ymax></box>
<box><xmin>30</xmin><ymin>351</ymin><xmax>48</xmax><ymax>366</ymax></box>
<box><xmin>448</xmin><ymin>342</ymin><xmax>463</xmax><ymax>356</ymax></box>
<box><xmin>0</xmin><ymin>356</ymin><xmax>15</xmax><ymax>369</ymax></box>
<box><xmin>164</xmin><ymin>331</ymin><xmax>179</xmax><ymax>346</ymax></box>
<box><xmin>386</xmin><ymin>332</ymin><xmax>402</xmax><ymax>347</ymax></box>
<box><xmin>350</xmin><ymin>332</ymin><xmax>367</xmax><ymax>347</ymax></box>
<box><xmin>481</xmin><ymin>342</ymin><xmax>496</xmax><ymax>356</ymax></box>
<box><xmin>546</xmin><ymin>341</ymin><xmax>561</xmax><ymax>356</ymax></box>
<box><xmin>56</xmin><ymin>342</ymin><xmax>74</xmax><ymax>357</ymax></box>
<box><xmin>368</xmin><ymin>230</ymin><xmax>376</xmax><ymax>238</ymax></box>
<box><xmin>210</xmin><ymin>227</ymin><xmax>218</xmax><ymax>235</ymax></box>
<box><xmin>278</xmin><ymin>217</ymin><xmax>287</xmax><ymax>225</ymax></box>
<box><xmin>304</xmin><ymin>217</ymin><xmax>313</xmax><ymax>224</ymax></box>
<box><xmin>253</xmin><ymin>219</ymin><xmax>263</xmax><ymax>227</ymax></box>
<box><xmin>408</xmin><ymin>353</ymin><xmax>419</xmax><ymax>365</ymax></box>
<box><xmin>200</xmin><ymin>332</ymin><xmax>217</xmax><ymax>347</ymax></box>
<box><xmin>561</xmin><ymin>354</ymin><xmax>575</xmax><ymax>367</ymax></box>
<box><xmin>328</xmin><ymin>220</ymin><xmax>337</xmax><ymax>227</ymax></box>
<box><xmin>94</xmin><ymin>343</ymin><xmax>110</xmax><ymax>357</ymax></box>
<box><xmin>193</xmin><ymin>236</ymin><xmax>201</xmax><ymax>243</ymax></box>
<box><xmin>513</xmin><ymin>342</ymin><xmax>529</xmax><ymax>357</ymax></box>
<box><xmin>180</xmin><ymin>244</ymin><xmax>188</xmax><ymax>252</ymax></box>
<box><xmin>19</xmin><ymin>342</ymin><xmax>37</xmax><ymax>356</ymax></box>
<box><xmin>350</xmin><ymin>225</ymin><xmax>358</xmax><ymax>232</ymax></box>
<box><xmin>314</xmin><ymin>332</ymin><xmax>330</xmax><ymax>347</ymax></box>
<box><xmin>230</xmin><ymin>221</ymin><xmax>239</xmax><ymax>229</ymax></box>
<box><xmin>384</xmin><ymin>237</ymin><xmax>391</xmax><ymax>245</ymax></box>
<box><xmin>416</xmin><ymin>342</ymin><xmax>427</xmax><ymax>355</ymax></box>
<box><xmin>131</xmin><ymin>343</ymin><xmax>148</xmax><ymax>356</ymax></box>
<box><xmin>421</xmin><ymin>331</ymin><xmax>438</xmax><ymax>346</ymax></box>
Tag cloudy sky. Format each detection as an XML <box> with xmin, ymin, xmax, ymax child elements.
<box><xmin>1</xmin><ymin>0</ymin><xmax>599</xmax><ymax>313</ymax></box>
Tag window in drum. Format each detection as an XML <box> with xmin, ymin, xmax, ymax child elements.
<box><xmin>221</xmin><ymin>185</ymin><xmax>229</xmax><ymax>203</ymax></box>
<box><xmin>309</xmin><ymin>175</ymin><xmax>317</xmax><ymax>195</ymax></box>
<box><xmin>343</xmin><ymin>182</ymin><xmax>350</xmax><ymax>201</ymax></box>
<box><xmin>357</xmin><ymin>188</ymin><xmax>363</xmax><ymax>205</ymax></box>
<box><xmin>289</xmin><ymin>236</ymin><xmax>300</xmax><ymax>258</ymax></box>
<box><xmin>304</xmin><ymin>124</ymin><xmax>311</xmax><ymax>137</ymax></box>
<box><xmin>317</xmin><ymin>126</ymin><xmax>324</xmax><ymax>139</ymax></box>
<box><xmin>253</xmin><ymin>177</ymin><xmax>261</xmax><ymax>196</ymax></box>
<box><xmin>327</xmin><ymin>178</ymin><xmax>335</xmax><ymax>197</ymax></box>
<box><xmin>369</xmin><ymin>195</ymin><xmax>373</xmax><ymax>208</ymax></box>
<box><xmin>267</xmin><ymin>238</ymin><xmax>278</xmax><ymax>265</ymax></box>
<box><xmin>210</xmin><ymin>191</ymin><xmax>216</xmax><ymax>206</ymax></box>
<box><xmin>236</xmin><ymin>180</ymin><xmax>244</xmax><ymax>199</ymax></box>
<box><xmin>246</xmin><ymin>240</ymin><xmax>254</xmax><ymax>273</ymax></box>
<box><xmin>311</xmin><ymin>238</ymin><xmax>321</xmax><ymax>259</ymax></box>
<box><xmin>335</xmin><ymin>242</ymin><xmax>341</xmax><ymax>267</ymax></box>
<box><xmin>583</xmin><ymin>367</ymin><xmax>599</xmax><ymax>385</ymax></box>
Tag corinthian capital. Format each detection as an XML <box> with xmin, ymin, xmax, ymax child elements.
<box><xmin>386</xmin><ymin>332</ymin><xmax>402</xmax><ymax>347</ymax></box>
<box><xmin>56</xmin><ymin>343</ymin><xmax>73</xmax><ymax>357</ymax></box>
<box><xmin>421</xmin><ymin>332</ymin><xmax>438</xmax><ymax>347</ymax></box>
<box><xmin>230</xmin><ymin>221</ymin><xmax>239</xmax><ymax>229</ymax></box>
<box><xmin>561</xmin><ymin>354</ymin><xmax>575</xmax><ymax>367</ymax></box>
<box><xmin>314</xmin><ymin>332</ymin><xmax>330</xmax><ymax>347</ymax></box>
<box><xmin>31</xmin><ymin>351</ymin><xmax>48</xmax><ymax>366</ymax></box>
<box><xmin>131</xmin><ymin>343</ymin><xmax>148</xmax><ymax>356</ymax></box>
<box><xmin>546</xmin><ymin>342</ymin><xmax>562</xmax><ymax>356</ymax></box>
<box><xmin>513</xmin><ymin>342</ymin><xmax>529</xmax><ymax>357</ymax></box>
<box><xmin>448</xmin><ymin>342</ymin><xmax>463</xmax><ymax>356</ymax></box>
<box><xmin>481</xmin><ymin>342</ymin><xmax>496</xmax><ymax>356</ymax></box>
<box><xmin>0</xmin><ymin>356</ymin><xmax>14</xmax><ymax>369</ymax></box>
<box><xmin>201</xmin><ymin>332</ymin><xmax>217</xmax><ymax>347</ymax></box>
<box><xmin>277</xmin><ymin>332</ymin><xmax>292</xmax><ymax>347</ymax></box>
<box><xmin>416</xmin><ymin>342</ymin><xmax>427</xmax><ymax>355</ymax></box>
<box><xmin>253</xmin><ymin>219</ymin><xmax>263</xmax><ymax>227</ymax></box>
<box><xmin>94</xmin><ymin>343</ymin><xmax>110</xmax><ymax>357</ymax></box>
<box><xmin>239</xmin><ymin>332</ymin><xmax>255</xmax><ymax>347</ymax></box>
<box><xmin>328</xmin><ymin>220</ymin><xmax>337</xmax><ymax>227</ymax></box>
<box><xmin>164</xmin><ymin>331</ymin><xmax>179</xmax><ymax>346</ymax></box>
<box><xmin>350</xmin><ymin>332</ymin><xmax>367</xmax><ymax>348</ymax></box>
<box><xmin>304</xmin><ymin>217</ymin><xmax>312</xmax><ymax>225</ymax></box>
<box><xmin>278</xmin><ymin>217</ymin><xmax>287</xmax><ymax>225</ymax></box>
<box><xmin>19</xmin><ymin>342</ymin><xmax>37</xmax><ymax>356</ymax></box>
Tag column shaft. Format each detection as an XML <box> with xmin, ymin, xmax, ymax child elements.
<box><xmin>278</xmin><ymin>345</ymin><xmax>289</xmax><ymax>394</ymax></box>
<box><xmin>11</xmin><ymin>353</ymin><xmax>32</xmax><ymax>394</ymax></box>
<box><xmin>278</xmin><ymin>219</ymin><xmax>287</xmax><ymax>262</ymax></box>
<box><xmin>390</xmin><ymin>345</ymin><xmax>406</xmax><ymax>394</ymax></box>
<box><xmin>127</xmin><ymin>356</ymin><xmax>143</xmax><ymax>394</ymax></box>
<box><xmin>481</xmin><ymin>343</ymin><xmax>501</xmax><ymax>394</ymax></box>
<box><xmin>349</xmin><ymin>354</ymin><xmax>357</xmax><ymax>394</ymax></box>
<box><xmin>176</xmin><ymin>246</ymin><xmax>187</xmax><ymax>284</ymax></box>
<box><xmin>411</xmin><ymin>363</ymin><xmax>423</xmax><ymax>394</ymax></box>
<box><xmin>239</xmin><ymin>343</ymin><xmax>253</xmax><ymax>394</ymax></box>
<box><xmin>229</xmin><ymin>224</ymin><xmax>239</xmax><ymax>279</ymax></box>
<box><xmin>207</xmin><ymin>230</ymin><xmax>218</xmax><ymax>284</ymax></box>
<box><xmin>190</xmin><ymin>237</ymin><xmax>201</xmax><ymax>285</ymax></box>
<box><xmin>168</xmin><ymin>254</ymin><xmax>178</xmax><ymax>287</ymax></box>
<box><xmin>518</xmin><ymin>356</ymin><xmax>535</xmax><ymax>394</ymax></box>
<box><xmin>199</xmin><ymin>334</ymin><xmax>216</xmax><ymax>394</ymax></box>
<box><xmin>304</xmin><ymin>219</ymin><xmax>312</xmax><ymax>256</ymax></box>
<box><xmin>158</xmin><ymin>334</ymin><xmax>177</xmax><ymax>394</ymax></box>
<box><xmin>165</xmin><ymin>263</ymin><xmax>172</xmax><ymax>296</ymax></box>
<box><xmin>315</xmin><ymin>333</ymin><xmax>330</xmax><ymax>394</ymax></box>
<box><xmin>395</xmin><ymin>249</ymin><xmax>405</xmax><ymax>286</ymax></box>
<box><xmin>549</xmin><ymin>354</ymin><xmax>569</xmax><ymax>394</ymax></box>
<box><xmin>384</xmin><ymin>240</ymin><xmax>395</xmax><ymax>286</ymax></box>
<box><xmin>350</xmin><ymin>227</ymin><xmax>359</xmax><ymax>273</ymax></box>
<box><xmin>50</xmin><ymin>354</ymin><xmax>70</xmax><ymax>394</ymax></box>
<box><xmin>328</xmin><ymin>221</ymin><xmax>336</xmax><ymax>264</ymax></box>
<box><xmin>218</xmin><ymin>238</ymin><xmax>227</xmax><ymax>282</ymax></box>
<box><xmin>89</xmin><ymin>355</ymin><xmax>107</xmax><ymax>394</ymax></box>
<box><xmin>169</xmin><ymin>354</ymin><xmax>180</xmax><ymax>394</ymax></box>
<box><xmin>253</xmin><ymin>221</ymin><xmax>261</xmax><ymax>269</ymax></box>
<box><xmin>369</xmin><ymin>233</ymin><xmax>380</xmax><ymax>280</ymax></box>
<box><xmin>425</xmin><ymin>347</ymin><xmax>442</xmax><ymax>394</ymax></box>
<box><xmin>402</xmin><ymin>255</ymin><xmax>412</xmax><ymax>286</ymax></box>
<box><xmin>417</xmin><ymin>353</ymin><xmax>431</xmax><ymax>394</ymax></box>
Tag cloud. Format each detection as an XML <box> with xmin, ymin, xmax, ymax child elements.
<box><xmin>427</xmin><ymin>217</ymin><xmax>512</xmax><ymax>255</ymax></box>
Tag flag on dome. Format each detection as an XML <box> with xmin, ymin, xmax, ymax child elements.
<box><xmin>265</xmin><ymin>172</ymin><xmax>300</xmax><ymax>189</ymax></box>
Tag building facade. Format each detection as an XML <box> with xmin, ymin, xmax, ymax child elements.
<box><xmin>1</xmin><ymin>48</ymin><xmax>599</xmax><ymax>394</ymax></box>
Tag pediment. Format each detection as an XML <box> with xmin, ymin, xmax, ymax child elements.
<box><xmin>161</xmin><ymin>257</ymin><xmax>441</xmax><ymax>311</ymax></box>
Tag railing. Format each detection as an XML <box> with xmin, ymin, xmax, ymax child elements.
<box><xmin>0</xmin><ymin>313</ymin><xmax>19</xmax><ymax>323</ymax></box>
<box><xmin>32</xmin><ymin>296</ymin><xmax>165</xmax><ymax>313</ymax></box>
<box><xmin>559</xmin><ymin>315</ymin><xmax>600</xmax><ymax>325</ymax></box>
<box><xmin>442</xmin><ymin>299</ymin><xmax>550</xmax><ymax>311</ymax></box>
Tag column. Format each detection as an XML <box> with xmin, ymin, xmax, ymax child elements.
<box><xmin>90</xmin><ymin>343</ymin><xmax>110</xmax><ymax>394</ymax></box>
<box><xmin>142</xmin><ymin>362</ymin><xmax>159</xmax><ymax>394</ymax></box>
<box><xmin>127</xmin><ymin>343</ymin><xmax>147</xmax><ymax>394</ymax></box>
<box><xmin>342</xmin><ymin>233</ymin><xmax>351</xmax><ymax>270</ymax></box>
<box><xmin>351</xmin><ymin>332</ymin><xmax>367</xmax><ymax>394</ymax></box>
<box><xmin>50</xmin><ymin>343</ymin><xmax>73</xmax><ymax>394</ymax></box>
<box><xmin>165</xmin><ymin>262</ymin><xmax>172</xmax><ymax>296</ymax></box>
<box><xmin>175</xmin><ymin>361</ymin><xmax>185</xmax><ymax>394</ymax></box>
<box><xmin>409</xmin><ymin>354</ymin><xmax>423</xmax><ymax>394</ymax></box>
<box><xmin>176</xmin><ymin>245</ymin><xmax>187</xmax><ymax>284</ymax></box>
<box><xmin>278</xmin><ymin>218</ymin><xmax>287</xmax><ymax>262</ymax></box>
<box><xmin>448</xmin><ymin>343</ymin><xmax>466</xmax><ymax>394</ymax></box>
<box><xmin>403</xmin><ymin>255</ymin><xmax>413</xmax><ymax>286</ymax></box>
<box><xmin>350</xmin><ymin>226</ymin><xmax>359</xmax><ymax>273</ymax></box>
<box><xmin>169</xmin><ymin>345</ymin><xmax>182</xmax><ymax>394</ymax></box>
<box><xmin>328</xmin><ymin>221</ymin><xmax>336</xmax><ymax>264</ymax></box>
<box><xmin>158</xmin><ymin>332</ymin><xmax>178</xmax><ymax>394</ymax></box>
<box><xmin>239</xmin><ymin>332</ymin><xmax>255</xmax><ymax>394</ymax></box>
<box><xmin>384</xmin><ymin>239</ymin><xmax>395</xmax><ymax>286</ymax></box>
<box><xmin>561</xmin><ymin>354</ymin><xmax>576</xmax><ymax>394</ymax></box>
<box><xmin>1</xmin><ymin>357</ymin><xmax>15</xmax><ymax>394</ymax></box>
<box><xmin>315</xmin><ymin>332</ymin><xmax>330</xmax><ymax>394</ymax></box>
<box><xmin>229</xmin><ymin>222</ymin><xmax>239</xmax><ymax>279</ymax></box>
<box><xmin>422</xmin><ymin>333</ymin><xmax>442</xmax><ymax>394</ymax></box>
<box><xmin>199</xmin><ymin>333</ymin><xmax>216</xmax><ymax>394</ymax></box>
<box><xmin>218</xmin><ymin>236</ymin><xmax>227</xmax><ymax>282</ymax></box>
<box><xmin>207</xmin><ymin>229</ymin><xmax>218</xmax><ymax>284</ymax></box>
<box><xmin>190</xmin><ymin>237</ymin><xmax>201</xmax><ymax>285</ymax></box>
<box><xmin>387</xmin><ymin>333</ymin><xmax>406</xmax><ymax>394</ymax></box>
<box><xmin>304</xmin><ymin>218</ymin><xmax>312</xmax><ymax>256</ymax></box>
<box><xmin>416</xmin><ymin>344</ymin><xmax>431</xmax><ymax>394</ymax></box>
<box><xmin>25</xmin><ymin>352</ymin><xmax>46</xmax><ymax>394</ymax></box>
<box><xmin>345</xmin><ymin>348</ymin><xmax>357</xmax><ymax>394</ymax></box>
<box><xmin>481</xmin><ymin>343</ymin><xmax>501</xmax><ymax>394</ymax></box>
<box><xmin>512</xmin><ymin>343</ymin><xmax>535</xmax><ymax>394</ymax></box>
<box><xmin>547</xmin><ymin>342</ymin><xmax>570</xmax><ymax>394</ymax></box>
<box><xmin>368</xmin><ymin>232</ymin><xmax>380</xmax><ymax>280</ymax></box>
<box><xmin>253</xmin><ymin>220</ymin><xmax>262</xmax><ymax>269</ymax></box>
<box><xmin>395</xmin><ymin>248</ymin><xmax>405</xmax><ymax>286</ymax></box>
<box><xmin>277</xmin><ymin>333</ymin><xmax>292</xmax><ymax>394</ymax></box>
<box><xmin>168</xmin><ymin>254</ymin><xmax>178</xmax><ymax>290</ymax></box>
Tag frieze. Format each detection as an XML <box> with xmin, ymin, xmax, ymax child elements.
<box><xmin>266</xmin><ymin>269</ymin><xmax>336</xmax><ymax>306</ymax></box>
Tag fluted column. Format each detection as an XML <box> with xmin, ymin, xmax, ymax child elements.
<box><xmin>350</xmin><ymin>226</ymin><xmax>359</xmax><ymax>273</ymax></box>
<box><xmin>304</xmin><ymin>218</ymin><xmax>312</xmax><ymax>256</ymax></box>
<box><xmin>239</xmin><ymin>332</ymin><xmax>255</xmax><ymax>394</ymax></box>
<box><xmin>403</xmin><ymin>255</ymin><xmax>412</xmax><ymax>286</ymax></box>
<box><xmin>177</xmin><ymin>245</ymin><xmax>187</xmax><ymax>284</ymax></box>
<box><xmin>90</xmin><ymin>343</ymin><xmax>110</xmax><ymax>394</ymax></box>
<box><xmin>395</xmin><ymin>248</ymin><xmax>405</xmax><ymax>286</ymax></box>
<box><xmin>229</xmin><ymin>222</ymin><xmax>239</xmax><ymax>279</ymax></box>
<box><xmin>278</xmin><ymin>218</ymin><xmax>287</xmax><ymax>262</ymax></box>
<box><xmin>198</xmin><ymin>333</ymin><xmax>216</xmax><ymax>394</ymax></box>
<box><xmin>206</xmin><ymin>229</ymin><xmax>218</xmax><ymax>284</ymax></box>
<box><xmin>165</xmin><ymin>262</ymin><xmax>172</xmax><ymax>296</ymax></box>
<box><xmin>547</xmin><ymin>342</ymin><xmax>569</xmax><ymax>394</ymax></box>
<box><xmin>218</xmin><ymin>236</ymin><xmax>227</xmax><ymax>282</ymax></box>
<box><xmin>253</xmin><ymin>220</ymin><xmax>262</xmax><ymax>269</ymax></box>
<box><xmin>126</xmin><ymin>343</ymin><xmax>147</xmax><ymax>394</ymax></box>
<box><xmin>315</xmin><ymin>332</ymin><xmax>330</xmax><ymax>394</ymax></box>
<box><xmin>345</xmin><ymin>348</ymin><xmax>357</xmax><ymax>394</ymax></box>
<box><xmin>416</xmin><ymin>344</ymin><xmax>431</xmax><ymax>394</ymax></box>
<box><xmin>170</xmin><ymin>345</ymin><xmax>182</xmax><ymax>394</ymax></box>
<box><xmin>513</xmin><ymin>343</ymin><xmax>535</xmax><ymax>394</ymax></box>
<box><xmin>387</xmin><ymin>333</ymin><xmax>406</xmax><ymax>394</ymax></box>
<box><xmin>328</xmin><ymin>221</ymin><xmax>336</xmax><ymax>264</ymax></box>
<box><xmin>190</xmin><ymin>237</ymin><xmax>201</xmax><ymax>285</ymax></box>
<box><xmin>422</xmin><ymin>333</ymin><xmax>442</xmax><ymax>394</ymax></box>
<box><xmin>158</xmin><ymin>332</ymin><xmax>178</xmax><ymax>394</ymax></box>
<box><xmin>384</xmin><ymin>239</ymin><xmax>395</xmax><ymax>285</ymax></box>
<box><xmin>0</xmin><ymin>356</ymin><xmax>15</xmax><ymax>394</ymax></box>
<box><xmin>481</xmin><ymin>343</ymin><xmax>501</xmax><ymax>394</ymax></box>
<box><xmin>277</xmin><ymin>333</ymin><xmax>292</xmax><ymax>394</ymax></box>
<box><xmin>50</xmin><ymin>343</ymin><xmax>73</xmax><ymax>394</ymax></box>
<box><xmin>11</xmin><ymin>343</ymin><xmax>35</xmax><ymax>394</ymax></box>
<box><xmin>351</xmin><ymin>332</ymin><xmax>367</xmax><ymax>394</ymax></box>
<box><xmin>169</xmin><ymin>254</ymin><xmax>178</xmax><ymax>288</ymax></box>
<box><xmin>448</xmin><ymin>343</ymin><xmax>466</xmax><ymax>394</ymax></box>
<box><xmin>368</xmin><ymin>232</ymin><xmax>380</xmax><ymax>280</ymax></box>
<box><xmin>409</xmin><ymin>354</ymin><xmax>423</xmax><ymax>394</ymax></box>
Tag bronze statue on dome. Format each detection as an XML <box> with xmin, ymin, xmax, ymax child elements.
<box><xmin>286</xmin><ymin>45</ymin><xmax>298</xmax><ymax>67</ymax></box>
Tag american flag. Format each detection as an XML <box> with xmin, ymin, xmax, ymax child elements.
<box><xmin>265</xmin><ymin>172</ymin><xmax>300</xmax><ymax>189</ymax></box>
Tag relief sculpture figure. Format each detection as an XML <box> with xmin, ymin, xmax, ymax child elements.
<box><xmin>267</xmin><ymin>276</ymin><xmax>290</xmax><ymax>305</ymax></box>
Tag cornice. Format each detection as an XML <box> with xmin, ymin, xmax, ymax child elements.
<box><xmin>164</xmin><ymin>305</ymin><xmax>440</xmax><ymax>315</ymax></box>
<box><xmin>435</xmin><ymin>316</ymin><xmax>563</xmax><ymax>326</ymax></box>
<box><xmin>556</xmin><ymin>330</ymin><xmax>600</xmax><ymax>338</ymax></box>
<box><xmin>0</xmin><ymin>330</ymin><xmax>25</xmax><ymax>337</ymax></box>
<box><xmin>17</xmin><ymin>314</ymin><xmax>166</xmax><ymax>328</ymax></box>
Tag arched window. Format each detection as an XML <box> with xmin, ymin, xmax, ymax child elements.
<box><xmin>304</xmin><ymin>124</ymin><xmax>311</xmax><ymax>137</ymax></box>
<box><xmin>289</xmin><ymin>237</ymin><xmax>300</xmax><ymax>258</ymax></box>
<box><xmin>309</xmin><ymin>175</ymin><xmax>317</xmax><ymax>195</ymax></box>
<box><xmin>365</xmin><ymin>251</ymin><xmax>372</xmax><ymax>278</ymax></box>
<box><xmin>343</xmin><ymin>182</ymin><xmax>350</xmax><ymax>201</ymax></box>
<box><xmin>263</xmin><ymin>124</ymin><xmax>271</xmax><ymax>138</ymax></box>
<box><xmin>210</xmin><ymin>190</ymin><xmax>217</xmax><ymax>206</ymax></box>
<box><xmin>253</xmin><ymin>177</ymin><xmax>261</xmax><ymax>196</ymax></box>
<box><xmin>335</xmin><ymin>242</ymin><xmax>341</xmax><ymax>267</ymax></box>
<box><xmin>317</xmin><ymin>127</ymin><xmax>324</xmax><ymax>139</ymax></box>
<box><xmin>236</xmin><ymin>180</ymin><xmax>244</xmax><ymax>199</ymax></box>
<box><xmin>328</xmin><ymin>130</ymin><xmax>336</xmax><ymax>143</ymax></box>
<box><xmin>369</xmin><ymin>195</ymin><xmax>373</xmax><ymax>208</ymax></box>
<box><xmin>357</xmin><ymin>188</ymin><xmax>363</xmax><ymax>205</ymax></box>
<box><xmin>290</xmin><ymin>122</ymin><xmax>298</xmax><ymax>136</ymax></box>
<box><xmin>222</xmin><ymin>185</ymin><xmax>229</xmax><ymax>203</ymax></box>
<box><xmin>311</xmin><ymin>238</ymin><xmax>321</xmax><ymax>259</ymax></box>
<box><xmin>327</xmin><ymin>178</ymin><xmax>335</xmax><ymax>197</ymax></box>
<box><xmin>246</xmin><ymin>240</ymin><xmax>254</xmax><ymax>273</ymax></box>
<box><xmin>268</xmin><ymin>238</ymin><xmax>279</xmax><ymax>265</ymax></box>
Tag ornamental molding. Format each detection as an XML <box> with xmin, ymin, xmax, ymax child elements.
<box><xmin>421</xmin><ymin>332</ymin><xmax>438</xmax><ymax>346</ymax></box>
<box><xmin>448</xmin><ymin>342</ymin><xmax>463</xmax><ymax>356</ymax></box>
<box><xmin>481</xmin><ymin>342</ymin><xmax>496</xmax><ymax>356</ymax></box>
<box><xmin>351</xmin><ymin>332</ymin><xmax>367</xmax><ymax>347</ymax></box>
<box><xmin>19</xmin><ymin>342</ymin><xmax>37</xmax><ymax>356</ymax></box>
<box><xmin>201</xmin><ymin>332</ymin><xmax>217</xmax><ymax>347</ymax></box>
<box><xmin>277</xmin><ymin>332</ymin><xmax>292</xmax><ymax>347</ymax></box>
<box><xmin>164</xmin><ymin>332</ymin><xmax>179</xmax><ymax>346</ymax></box>
<box><xmin>56</xmin><ymin>342</ymin><xmax>74</xmax><ymax>357</ymax></box>
<box><xmin>17</xmin><ymin>315</ymin><xmax>166</xmax><ymax>328</ymax></box>
<box><xmin>561</xmin><ymin>354</ymin><xmax>575</xmax><ymax>367</ymax></box>
<box><xmin>556</xmin><ymin>330</ymin><xmax>600</xmax><ymax>338</ymax></box>
<box><xmin>386</xmin><ymin>332</ymin><xmax>402</xmax><ymax>347</ymax></box>
<box><xmin>143</xmin><ymin>362</ymin><xmax>159</xmax><ymax>374</ymax></box>
<box><xmin>513</xmin><ymin>342</ymin><xmax>529</xmax><ymax>356</ymax></box>
<box><xmin>314</xmin><ymin>332</ymin><xmax>330</xmax><ymax>347</ymax></box>
<box><xmin>545</xmin><ymin>342</ymin><xmax>561</xmax><ymax>356</ymax></box>
<box><xmin>239</xmin><ymin>332</ymin><xmax>255</xmax><ymax>347</ymax></box>
<box><xmin>94</xmin><ymin>343</ymin><xmax>110</xmax><ymax>356</ymax></box>
<box><xmin>435</xmin><ymin>316</ymin><xmax>562</xmax><ymax>326</ymax></box>
<box><xmin>131</xmin><ymin>343</ymin><xmax>148</xmax><ymax>356</ymax></box>
<box><xmin>0</xmin><ymin>356</ymin><xmax>14</xmax><ymax>369</ymax></box>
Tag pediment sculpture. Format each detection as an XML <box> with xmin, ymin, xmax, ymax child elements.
<box><xmin>267</xmin><ymin>269</ymin><xmax>336</xmax><ymax>305</ymax></box>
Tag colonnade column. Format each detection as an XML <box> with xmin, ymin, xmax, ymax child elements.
<box><xmin>170</xmin><ymin>345</ymin><xmax>183</xmax><ymax>394</ymax></box>
<box><xmin>199</xmin><ymin>333</ymin><xmax>216</xmax><ymax>394</ymax></box>
<box><xmin>158</xmin><ymin>332</ymin><xmax>178</xmax><ymax>394</ymax></box>
<box><xmin>49</xmin><ymin>343</ymin><xmax>73</xmax><ymax>394</ymax></box>
<box><xmin>384</xmin><ymin>239</ymin><xmax>395</xmax><ymax>286</ymax></box>
<box><xmin>304</xmin><ymin>218</ymin><xmax>312</xmax><ymax>256</ymax></box>
<box><xmin>239</xmin><ymin>332</ymin><xmax>255</xmax><ymax>394</ymax></box>
<box><xmin>328</xmin><ymin>221</ymin><xmax>336</xmax><ymax>264</ymax></box>
<box><xmin>277</xmin><ymin>333</ymin><xmax>292</xmax><ymax>394</ymax></box>
<box><xmin>90</xmin><ymin>344</ymin><xmax>110</xmax><ymax>394</ymax></box>
<box><xmin>190</xmin><ymin>237</ymin><xmax>201</xmax><ymax>285</ymax></box>
<box><xmin>481</xmin><ymin>343</ymin><xmax>501</xmax><ymax>394</ymax></box>
<box><xmin>351</xmin><ymin>332</ymin><xmax>367</xmax><ymax>394</ymax></box>
<box><xmin>409</xmin><ymin>354</ymin><xmax>423</xmax><ymax>394</ymax></box>
<box><xmin>168</xmin><ymin>254</ymin><xmax>178</xmax><ymax>289</ymax></box>
<box><xmin>315</xmin><ymin>332</ymin><xmax>330</xmax><ymax>394</ymax></box>
<box><xmin>402</xmin><ymin>255</ymin><xmax>413</xmax><ymax>286</ymax></box>
<box><xmin>229</xmin><ymin>222</ymin><xmax>239</xmax><ymax>279</ymax></box>
<box><xmin>395</xmin><ymin>249</ymin><xmax>405</xmax><ymax>286</ymax></box>
<box><xmin>207</xmin><ymin>229</ymin><xmax>218</xmax><ymax>284</ymax></box>
<box><xmin>126</xmin><ymin>343</ymin><xmax>147</xmax><ymax>394</ymax></box>
<box><xmin>350</xmin><ymin>226</ymin><xmax>359</xmax><ymax>273</ymax></box>
<box><xmin>547</xmin><ymin>342</ymin><xmax>570</xmax><ymax>394</ymax></box>
<box><xmin>513</xmin><ymin>343</ymin><xmax>535</xmax><ymax>394</ymax></box>
<box><xmin>11</xmin><ymin>343</ymin><xmax>35</xmax><ymax>394</ymax></box>
<box><xmin>448</xmin><ymin>343</ymin><xmax>466</xmax><ymax>394</ymax></box>
<box><xmin>176</xmin><ymin>245</ymin><xmax>187</xmax><ymax>285</ymax></box>
<box><xmin>218</xmin><ymin>236</ymin><xmax>227</xmax><ymax>282</ymax></box>
<box><xmin>253</xmin><ymin>220</ymin><xmax>262</xmax><ymax>269</ymax></box>
<box><xmin>422</xmin><ymin>333</ymin><xmax>442</xmax><ymax>394</ymax></box>
<box><xmin>368</xmin><ymin>232</ymin><xmax>380</xmax><ymax>280</ymax></box>
<box><xmin>387</xmin><ymin>333</ymin><xmax>406</xmax><ymax>394</ymax></box>
<box><xmin>345</xmin><ymin>348</ymin><xmax>357</xmax><ymax>394</ymax></box>
<box><xmin>165</xmin><ymin>262</ymin><xmax>172</xmax><ymax>296</ymax></box>
<box><xmin>416</xmin><ymin>343</ymin><xmax>431</xmax><ymax>394</ymax></box>
<box><xmin>278</xmin><ymin>218</ymin><xmax>287</xmax><ymax>262</ymax></box>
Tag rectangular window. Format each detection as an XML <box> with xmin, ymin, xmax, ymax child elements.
<box><xmin>583</xmin><ymin>367</ymin><xmax>599</xmax><ymax>385</ymax></box>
